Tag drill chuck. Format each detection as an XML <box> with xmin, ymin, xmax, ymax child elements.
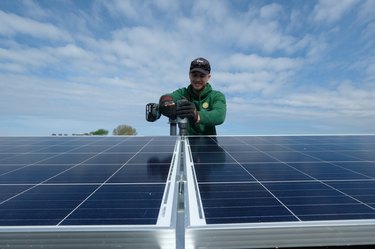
<box><xmin>178</xmin><ymin>117</ymin><xmax>188</xmax><ymax>136</ymax></box>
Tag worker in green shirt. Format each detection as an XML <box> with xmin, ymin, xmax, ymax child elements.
<box><xmin>159</xmin><ymin>57</ymin><xmax>226</xmax><ymax>135</ymax></box>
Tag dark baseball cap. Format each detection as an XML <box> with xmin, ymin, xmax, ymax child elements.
<box><xmin>189</xmin><ymin>57</ymin><xmax>211</xmax><ymax>74</ymax></box>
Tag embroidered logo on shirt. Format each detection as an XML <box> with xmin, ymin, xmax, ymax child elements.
<box><xmin>202</xmin><ymin>102</ymin><xmax>209</xmax><ymax>109</ymax></box>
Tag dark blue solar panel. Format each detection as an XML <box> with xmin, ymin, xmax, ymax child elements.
<box><xmin>333</xmin><ymin>162</ymin><xmax>375</xmax><ymax>177</ymax></box>
<box><xmin>0</xmin><ymin>153</ymin><xmax>60</xmax><ymax>164</ymax></box>
<box><xmin>108</xmin><ymin>164</ymin><xmax>170</xmax><ymax>183</ymax></box>
<box><xmin>288</xmin><ymin>162</ymin><xmax>371</xmax><ymax>180</ymax></box>
<box><xmin>41</xmin><ymin>153</ymin><xmax>98</xmax><ymax>164</ymax></box>
<box><xmin>46</xmin><ymin>164</ymin><xmax>123</xmax><ymax>183</ymax></box>
<box><xmin>0</xmin><ymin>185</ymin><xmax>98</xmax><ymax>226</ymax></box>
<box><xmin>241</xmin><ymin>163</ymin><xmax>312</xmax><ymax>181</ymax></box>
<box><xmin>327</xmin><ymin>180</ymin><xmax>375</xmax><ymax>207</ymax></box>
<box><xmin>61</xmin><ymin>184</ymin><xmax>165</xmax><ymax>225</ymax></box>
<box><xmin>194</xmin><ymin>163</ymin><xmax>255</xmax><ymax>182</ymax></box>
<box><xmin>198</xmin><ymin>183</ymin><xmax>298</xmax><ymax>223</ymax></box>
<box><xmin>264</xmin><ymin>182</ymin><xmax>375</xmax><ymax>221</ymax></box>
<box><xmin>0</xmin><ymin>164</ymin><xmax>74</xmax><ymax>184</ymax></box>
<box><xmin>0</xmin><ymin>136</ymin><xmax>176</xmax><ymax>226</ymax></box>
<box><xmin>0</xmin><ymin>185</ymin><xmax>31</xmax><ymax>202</ymax></box>
<box><xmin>190</xmin><ymin>135</ymin><xmax>375</xmax><ymax>224</ymax></box>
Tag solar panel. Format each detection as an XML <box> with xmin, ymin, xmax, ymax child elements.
<box><xmin>185</xmin><ymin>135</ymin><xmax>375</xmax><ymax>248</ymax></box>
<box><xmin>0</xmin><ymin>136</ymin><xmax>179</xmax><ymax>248</ymax></box>
<box><xmin>2</xmin><ymin>135</ymin><xmax>375</xmax><ymax>248</ymax></box>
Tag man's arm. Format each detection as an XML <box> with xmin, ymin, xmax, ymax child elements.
<box><xmin>198</xmin><ymin>91</ymin><xmax>226</xmax><ymax>126</ymax></box>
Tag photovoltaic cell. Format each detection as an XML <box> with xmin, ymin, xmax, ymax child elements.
<box><xmin>198</xmin><ymin>183</ymin><xmax>298</xmax><ymax>224</ymax></box>
<box><xmin>61</xmin><ymin>184</ymin><xmax>166</xmax><ymax>225</ymax></box>
<box><xmin>189</xmin><ymin>135</ymin><xmax>375</xmax><ymax>224</ymax></box>
<box><xmin>0</xmin><ymin>136</ymin><xmax>176</xmax><ymax>226</ymax></box>
<box><xmin>2</xmin><ymin>135</ymin><xmax>375</xmax><ymax>248</ymax></box>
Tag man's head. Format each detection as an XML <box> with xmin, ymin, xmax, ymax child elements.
<box><xmin>189</xmin><ymin>57</ymin><xmax>211</xmax><ymax>94</ymax></box>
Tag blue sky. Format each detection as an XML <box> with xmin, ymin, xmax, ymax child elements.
<box><xmin>0</xmin><ymin>0</ymin><xmax>374</xmax><ymax>136</ymax></box>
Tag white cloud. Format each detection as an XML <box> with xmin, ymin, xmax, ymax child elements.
<box><xmin>0</xmin><ymin>10</ymin><xmax>71</xmax><ymax>41</ymax></box>
<box><xmin>0</xmin><ymin>62</ymin><xmax>27</xmax><ymax>73</ymax></box>
<box><xmin>254</xmin><ymin>82</ymin><xmax>375</xmax><ymax>118</ymax></box>
<box><xmin>224</xmin><ymin>80</ymin><xmax>375</xmax><ymax>135</ymax></box>
<box><xmin>360</xmin><ymin>20</ymin><xmax>375</xmax><ymax>45</ymax></box>
<box><xmin>357</xmin><ymin>0</ymin><xmax>375</xmax><ymax>22</ymax></box>
<box><xmin>0</xmin><ymin>1</ymin><xmax>374</xmax><ymax>135</ymax></box>
<box><xmin>365</xmin><ymin>63</ymin><xmax>375</xmax><ymax>81</ymax></box>
<box><xmin>212</xmin><ymin>53</ymin><xmax>303</xmax><ymax>96</ymax></box>
<box><xmin>100</xmin><ymin>0</ymin><xmax>182</xmax><ymax>23</ymax></box>
<box><xmin>260</xmin><ymin>3</ymin><xmax>283</xmax><ymax>19</ymax></box>
<box><xmin>236</xmin><ymin>18</ymin><xmax>296</xmax><ymax>53</ymax></box>
<box><xmin>312</xmin><ymin>0</ymin><xmax>357</xmax><ymax>24</ymax></box>
<box><xmin>154</xmin><ymin>0</ymin><xmax>180</xmax><ymax>11</ymax></box>
<box><xmin>0</xmin><ymin>47</ymin><xmax>57</xmax><ymax>69</ymax></box>
<box><xmin>22</xmin><ymin>0</ymin><xmax>50</xmax><ymax>19</ymax></box>
<box><xmin>224</xmin><ymin>54</ymin><xmax>302</xmax><ymax>72</ymax></box>
<box><xmin>53</xmin><ymin>44</ymin><xmax>93</xmax><ymax>60</ymax></box>
<box><xmin>102</xmin><ymin>0</ymin><xmax>139</xmax><ymax>19</ymax></box>
<box><xmin>0</xmin><ymin>44</ymin><xmax>96</xmax><ymax>73</ymax></box>
<box><xmin>191</xmin><ymin>0</ymin><xmax>229</xmax><ymax>23</ymax></box>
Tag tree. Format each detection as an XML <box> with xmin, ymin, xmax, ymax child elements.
<box><xmin>90</xmin><ymin>129</ymin><xmax>109</xmax><ymax>135</ymax></box>
<box><xmin>113</xmin><ymin>124</ymin><xmax>137</xmax><ymax>135</ymax></box>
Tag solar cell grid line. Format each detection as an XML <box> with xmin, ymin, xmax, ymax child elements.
<box><xmin>330</xmin><ymin>137</ymin><xmax>375</xmax><ymax>161</ymax></box>
<box><xmin>2</xmin><ymin>135</ymin><xmax>176</xmax><ymax>227</ymax></box>
<box><xmin>0</xmin><ymin>137</ymin><xmax>111</xmax><ymax>182</ymax></box>
<box><xmin>262</xmin><ymin>136</ymin><xmax>375</xmax><ymax>190</ymax></box>
<box><xmin>188</xmin><ymin>137</ymin><xmax>373</xmax><ymax>225</ymax></box>
<box><xmin>238</xmin><ymin>136</ymin><xmax>375</xmax><ymax>221</ymax></box>
<box><xmin>0</xmin><ymin>136</ymin><xmax>112</xmax><ymax>165</ymax></box>
<box><xmin>217</xmin><ymin>136</ymin><xmax>303</xmax><ymax>221</ymax></box>
<box><xmin>291</xmin><ymin>135</ymin><xmax>375</xmax><ymax>153</ymax></box>
<box><xmin>284</xmin><ymin>139</ymin><xmax>375</xmax><ymax>177</ymax></box>
<box><xmin>0</xmin><ymin>136</ymin><xmax>179</xmax><ymax>248</ymax></box>
<box><xmin>60</xmin><ymin>137</ymin><xmax>180</xmax><ymax>227</ymax></box>
<box><xmin>0</xmin><ymin>136</ymin><xmax>129</xmax><ymax>182</ymax></box>
<box><xmin>186</xmin><ymin>136</ymin><xmax>301</xmax><ymax>226</ymax></box>
<box><xmin>185</xmin><ymin>135</ymin><xmax>375</xmax><ymax>249</ymax></box>
<box><xmin>0</xmin><ymin>137</ymin><xmax>80</xmax><ymax>162</ymax></box>
<box><xmin>0</xmin><ymin>137</ymin><xmax>132</xmax><ymax>205</ymax></box>
<box><xmin>331</xmin><ymin>161</ymin><xmax>375</xmax><ymax>178</ymax></box>
<box><xmin>56</xmin><ymin>137</ymin><xmax>159</xmax><ymax>225</ymax></box>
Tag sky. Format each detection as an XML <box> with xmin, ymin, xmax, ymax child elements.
<box><xmin>0</xmin><ymin>0</ymin><xmax>374</xmax><ymax>136</ymax></box>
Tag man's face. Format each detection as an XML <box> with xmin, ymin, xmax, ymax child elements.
<box><xmin>189</xmin><ymin>72</ymin><xmax>211</xmax><ymax>93</ymax></box>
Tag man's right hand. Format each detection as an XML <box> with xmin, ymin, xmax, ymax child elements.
<box><xmin>159</xmin><ymin>95</ymin><xmax>176</xmax><ymax>119</ymax></box>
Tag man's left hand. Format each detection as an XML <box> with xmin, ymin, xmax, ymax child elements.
<box><xmin>176</xmin><ymin>99</ymin><xmax>198</xmax><ymax>123</ymax></box>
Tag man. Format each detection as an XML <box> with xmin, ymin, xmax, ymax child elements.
<box><xmin>159</xmin><ymin>57</ymin><xmax>226</xmax><ymax>135</ymax></box>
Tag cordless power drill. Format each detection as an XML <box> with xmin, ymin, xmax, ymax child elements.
<box><xmin>146</xmin><ymin>100</ymin><xmax>188</xmax><ymax>136</ymax></box>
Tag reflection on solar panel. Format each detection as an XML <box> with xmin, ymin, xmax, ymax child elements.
<box><xmin>1</xmin><ymin>135</ymin><xmax>375</xmax><ymax>248</ymax></box>
<box><xmin>185</xmin><ymin>136</ymin><xmax>375</xmax><ymax>248</ymax></box>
